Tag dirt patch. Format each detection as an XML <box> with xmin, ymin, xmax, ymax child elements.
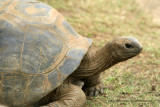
<box><xmin>135</xmin><ymin>0</ymin><xmax>160</xmax><ymax>25</ymax></box>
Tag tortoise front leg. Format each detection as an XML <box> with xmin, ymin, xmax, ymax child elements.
<box><xmin>39</xmin><ymin>82</ymin><xmax>86</xmax><ymax>107</ymax></box>
<box><xmin>82</xmin><ymin>73</ymin><xmax>104</xmax><ymax>96</ymax></box>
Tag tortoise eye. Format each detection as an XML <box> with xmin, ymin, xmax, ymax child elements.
<box><xmin>125</xmin><ymin>43</ymin><xmax>133</xmax><ymax>49</ymax></box>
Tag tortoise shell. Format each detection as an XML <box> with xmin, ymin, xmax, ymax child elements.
<box><xmin>0</xmin><ymin>0</ymin><xmax>92</xmax><ymax>106</ymax></box>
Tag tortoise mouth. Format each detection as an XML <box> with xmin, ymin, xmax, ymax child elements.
<box><xmin>123</xmin><ymin>49</ymin><xmax>142</xmax><ymax>54</ymax></box>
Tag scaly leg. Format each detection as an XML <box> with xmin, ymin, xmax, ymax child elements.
<box><xmin>38</xmin><ymin>80</ymin><xmax>86</xmax><ymax>107</ymax></box>
<box><xmin>82</xmin><ymin>73</ymin><xmax>104</xmax><ymax>96</ymax></box>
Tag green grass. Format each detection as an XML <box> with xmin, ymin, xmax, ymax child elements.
<box><xmin>39</xmin><ymin>0</ymin><xmax>160</xmax><ymax>106</ymax></box>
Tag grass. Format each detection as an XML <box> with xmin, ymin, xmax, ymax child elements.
<box><xmin>39</xmin><ymin>0</ymin><xmax>160</xmax><ymax>106</ymax></box>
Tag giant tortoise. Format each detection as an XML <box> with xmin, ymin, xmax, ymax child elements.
<box><xmin>0</xmin><ymin>0</ymin><xmax>142</xmax><ymax>106</ymax></box>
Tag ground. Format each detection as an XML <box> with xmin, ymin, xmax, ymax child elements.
<box><xmin>39</xmin><ymin>0</ymin><xmax>160</xmax><ymax>106</ymax></box>
<box><xmin>135</xmin><ymin>0</ymin><xmax>160</xmax><ymax>24</ymax></box>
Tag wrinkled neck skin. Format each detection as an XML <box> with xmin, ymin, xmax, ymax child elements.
<box><xmin>72</xmin><ymin>42</ymin><xmax>122</xmax><ymax>78</ymax></box>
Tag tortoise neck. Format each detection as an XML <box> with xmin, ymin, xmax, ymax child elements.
<box><xmin>73</xmin><ymin>43</ymin><xmax>119</xmax><ymax>78</ymax></box>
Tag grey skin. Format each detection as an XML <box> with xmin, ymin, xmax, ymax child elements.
<box><xmin>37</xmin><ymin>36</ymin><xmax>142</xmax><ymax>107</ymax></box>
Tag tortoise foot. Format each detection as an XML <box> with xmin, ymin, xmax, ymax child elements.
<box><xmin>83</xmin><ymin>83</ymin><xmax>104</xmax><ymax>96</ymax></box>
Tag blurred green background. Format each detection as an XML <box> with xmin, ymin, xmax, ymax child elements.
<box><xmin>39</xmin><ymin>0</ymin><xmax>160</xmax><ymax>106</ymax></box>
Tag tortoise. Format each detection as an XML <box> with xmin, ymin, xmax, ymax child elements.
<box><xmin>0</xmin><ymin>0</ymin><xmax>143</xmax><ymax>106</ymax></box>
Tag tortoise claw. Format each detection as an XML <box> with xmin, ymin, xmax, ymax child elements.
<box><xmin>83</xmin><ymin>83</ymin><xmax>104</xmax><ymax>96</ymax></box>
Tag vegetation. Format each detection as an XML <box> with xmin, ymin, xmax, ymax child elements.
<box><xmin>39</xmin><ymin>0</ymin><xmax>160</xmax><ymax>106</ymax></box>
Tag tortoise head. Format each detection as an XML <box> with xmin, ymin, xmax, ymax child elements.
<box><xmin>109</xmin><ymin>36</ymin><xmax>143</xmax><ymax>61</ymax></box>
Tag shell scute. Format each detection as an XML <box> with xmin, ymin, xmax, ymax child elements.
<box><xmin>1</xmin><ymin>72</ymin><xmax>28</xmax><ymax>106</ymax></box>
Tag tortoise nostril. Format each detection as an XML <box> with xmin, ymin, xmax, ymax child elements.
<box><xmin>125</xmin><ymin>43</ymin><xmax>133</xmax><ymax>49</ymax></box>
